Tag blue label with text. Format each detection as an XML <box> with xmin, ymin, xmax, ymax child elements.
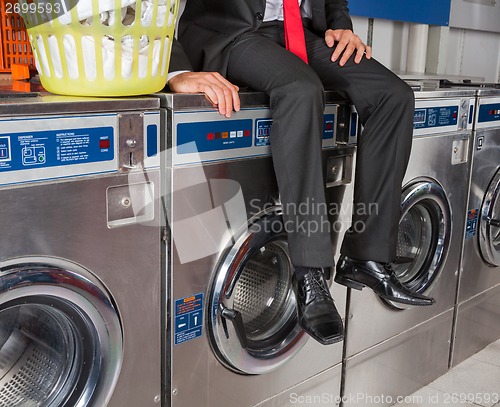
<box><xmin>414</xmin><ymin>106</ymin><xmax>458</xmax><ymax>129</ymax></box>
<box><xmin>174</xmin><ymin>293</ymin><xmax>204</xmax><ymax>345</ymax></box>
<box><xmin>0</xmin><ymin>127</ymin><xmax>114</xmax><ymax>172</ymax></box>
<box><xmin>478</xmin><ymin>103</ymin><xmax>500</xmax><ymax>123</ymax></box>
<box><xmin>465</xmin><ymin>209</ymin><xmax>479</xmax><ymax>239</ymax></box>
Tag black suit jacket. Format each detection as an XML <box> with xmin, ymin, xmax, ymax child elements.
<box><xmin>169</xmin><ymin>40</ymin><xmax>194</xmax><ymax>73</ymax></box>
<box><xmin>176</xmin><ymin>0</ymin><xmax>353</xmax><ymax>75</ymax></box>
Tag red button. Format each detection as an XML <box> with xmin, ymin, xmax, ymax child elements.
<box><xmin>99</xmin><ymin>139</ymin><xmax>111</xmax><ymax>149</ymax></box>
<box><xmin>207</xmin><ymin>133</ymin><xmax>215</xmax><ymax>140</ymax></box>
<box><xmin>244</xmin><ymin>130</ymin><xmax>251</xmax><ymax>137</ymax></box>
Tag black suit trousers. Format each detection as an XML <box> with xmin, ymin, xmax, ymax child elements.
<box><xmin>226</xmin><ymin>22</ymin><xmax>415</xmax><ymax>267</ymax></box>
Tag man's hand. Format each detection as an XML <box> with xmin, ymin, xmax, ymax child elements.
<box><xmin>168</xmin><ymin>72</ymin><xmax>240</xmax><ymax>117</ymax></box>
<box><xmin>325</xmin><ymin>29</ymin><xmax>372</xmax><ymax>66</ymax></box>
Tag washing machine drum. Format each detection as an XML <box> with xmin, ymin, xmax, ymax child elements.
<box><xmin>478</xmin><ymin>168</ymin><xmax>500</xmax><ymax>267</ymax></box>
<box><xmin>389</xmin><ymin>180</ymin><xmax>452</xmax><ymax>308</ymax></box>
<box><xmin>0</xmin><ymin>261</ymin><xmax>122</xmax><ymax>407</ymax></box>
<box><xmin>208</xmin><ymin>209</ymin><xmax>308</xmax><ymax>375</ymax></box>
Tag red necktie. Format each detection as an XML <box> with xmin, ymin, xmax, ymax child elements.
<box><xmin>283</xmin><ymin>0</ymin><xmax>309</xmax><ymax>63</ymax></box>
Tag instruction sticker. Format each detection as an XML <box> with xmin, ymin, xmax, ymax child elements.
<box><xmin>174</xmin><ymin>293</ymin><xmax>203</xmax><ymax>345</ymax></box>
<box><xmin>465</xmin><ymin>209</ymin><xmax>479</xmax><ymax>239</ymax></box>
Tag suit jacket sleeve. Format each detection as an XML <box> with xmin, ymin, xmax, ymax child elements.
<box><xmin>168</xmin><ymin>38</ymin><xmax>194</xmax><ymax>73</ymax></box>
<box><xmin>324</xmin><ymin>0</ymin><xmax>353</xmax><ymax>31</ymax></box>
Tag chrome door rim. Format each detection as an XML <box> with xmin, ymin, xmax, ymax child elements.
<box><xmin>479</xmin><ymin>169</ymin><xmax>500</xmax><ymax>267</ymax></box>
<box><xmin>0</xmin><ymin>257</ymin><xmax>123</xmax><ymax>407</ymax></box>
<box><xmin>387</xmin><ymin>180</ymin><xmax>451</xmax><ymax>309</ymax></box>
<box><xmin>208</xmin><ymin>207</ymin><xmax>308</xmax><ymax>375</ymax></box>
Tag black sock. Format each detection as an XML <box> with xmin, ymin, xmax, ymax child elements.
<box><xmin>294</xmin><ymin>266</ymin><xmax>311</xmax><ymax>279</ymax></box>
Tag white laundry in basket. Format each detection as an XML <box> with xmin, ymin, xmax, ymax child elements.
<box><xmin>43</xmin><ymin>0</ymin><xmax>169</xmax><ymax>79</ymax></box>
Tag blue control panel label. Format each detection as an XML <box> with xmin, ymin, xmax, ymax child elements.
<box><xmin>413</xmin><ymin>106</ymin><xmax>458</xmax><ymax>129</ymax></box>
<box><xmin>146</xmin><ymin>124</ymin><xmax>158</xmax><ymax>157</ymax></box>
<box><xmin>323</xmin><ymin>114</ymin><xmax>335</xmax><ymax>139</ymax></box>
<box><xmin>177</xmin><ymin>120</ymin><xmax>253</xmax><ymax>154</ymax></box>
<box><xmin>478</xmin><ymin>103</ymin><xmax>500</xmax><ymax>123</ymax></box>
<box><xmin>465</xmin><ymin>209</ymin><xmax>479</xmax><ymax>239</ymax></box>
<box><xmin>0</xmin><ymin>127</ymin><xmax>114</xmax><ymax>173</ymax></box>
<box><xmin>0</xmin><ymin>136</ymin><xmax>12</xmax><ymax>161</ymax></box>
<box><xmin>351</xmin><ymin>112</ymin><xmax>359</xmax><ymax>138</ymax></box>
<box><xmin>254</xmin><ymin>114</ymin><xmax>335</xmax><ymax>147</ymax></box>
<box><xmin>255</xmin><ymin>119</ymin><xmax>272</xmax><ymax>147</ymax></box>
<box><xmin>469</xmin><ymin>105</ymin><xmax>474</xmax><ymax>125</ymax></box>
<box><xmin>174</xmin><ymin>293</ymin><xmax>204</xmax><ymax>345</ymax></box>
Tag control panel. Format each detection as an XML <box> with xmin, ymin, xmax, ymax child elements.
<box><xmin>172</xmin><ymin>104</ymin><xmax>340</xmax><ymax>166</ymax></box>
<box><xmin>476</xmin><ymin>97</ymin><xmax>500</xmax><ymax>129</ymax></box>
<box><xmin>413</xmin><ymin>98</ymin><xmax>470</xmax><ymax>136</ymax></box>
<box><xmin>0</xmin><ymin>112</ymin><xmax>160</xmax><ymax>186</ymax></box>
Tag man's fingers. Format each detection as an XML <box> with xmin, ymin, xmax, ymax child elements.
<box><xmin>331</xmin><ymin>36</ymin><xmax>350</xmax><ymax>62</ymax></box>
<box><xmin>168</xmin><ymin>72</ymin><xmax>241</xmax><ymax>117</ymax></box>
<box><xmin>365</xmin><ymin>45</ymin><xmax>373</xmax><ymax>59</ymax></box>
<box><xmin>204</xmin><ymin>73</ymin><xmax>240</xmax><ymax>117</ymax></box>
<box><xmin>325</xmin><ymin>30</ymin><xmax>335</xmax><ymax>48</ymax></box>
<box><xmin>327</xmin><ymin>30</ymin><xmax>371</xmax><ymax>65</ymax></box>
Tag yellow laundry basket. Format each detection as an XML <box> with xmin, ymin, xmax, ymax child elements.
<box><xmin>19</xmin><ymin>0</ymin><xmax>178</xmax><ymax>96</ymax></box>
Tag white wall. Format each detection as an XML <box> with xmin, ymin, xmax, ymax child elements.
<box><xmin>352</xmin><ymin>16</ymin><xmax>500</xmax><ymax>82</ymax></box>
<box><xmin>352</xmin><ymin>17</ymin><xmax>410</xmax><ymax>72</ymax></box>
<box><xmin>446</xmin><ymin>28</ymin><xmax>500</xmax><ymax>82</ymax></box>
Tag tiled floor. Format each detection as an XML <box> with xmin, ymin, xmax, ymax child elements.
<box><xmin>393</xmin><ymin>340</ymin><xmax>500</xmax><ymax>407</ymax></box>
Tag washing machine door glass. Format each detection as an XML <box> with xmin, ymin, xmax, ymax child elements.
<box><xmin>390</xmin><ymin>180</ymin><xmax>451</xmax><ymax>308</ymax></box>
<box><xmin>208</xmin><ymin>209</ymin><xmax>308</xmax><ymax>375</ymax></box>
<box><xmin>479</xmin><ymin>169</ymin><xmax>500</xmax><ymax>267</ymax></box>
<box><xmin>0</xmin><ymin>261</ymin><xmax>122</xmax><ymax>407</ymax></box>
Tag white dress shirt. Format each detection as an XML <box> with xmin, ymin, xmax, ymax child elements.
<box><xmin>264</xmin><ymin>0</ymin><xmax>312</xmax><ymax>22</ymax></box>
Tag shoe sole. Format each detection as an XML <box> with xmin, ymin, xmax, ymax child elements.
<box><xmin>297</xmin><ymin>316</ymin><xmax>344</xmax><ymax>345</ymax></box>
<box><xmin>334</xmin><ymin>274</ymin><xmax>366</xmax><ymax>291</ymax></box>
<box><xmin>335</xmin><ymin>273</ymin><xmax>434</xmax><ymax>306</ymax></box>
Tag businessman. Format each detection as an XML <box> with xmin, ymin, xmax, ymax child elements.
<box><xmin>168</xmin><ymin>0</ymin><xmax>434</xmax><ymax>346</ymax></box>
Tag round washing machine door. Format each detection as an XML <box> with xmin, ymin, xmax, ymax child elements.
<box><xmin>479</xmin><ymin>168</ymin><xmax>500</xmax><ymax>267</ymax></box>
<box><xmin>388</xmin><ymin>180</ymin><xmax>452</xmax><ymax>309</ymax></box>
<box><xmin>0</xmin><ymin>259</ymin><xmax>123</xmax><ymax>407</ymax></box>
<box><xmin>208</xmin><ymin>208</ymin><xmax>308</xmax><ymax>375</ymax></box>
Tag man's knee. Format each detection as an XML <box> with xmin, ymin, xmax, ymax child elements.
<box><xmin>284</xmin><ymin>74</ymin><xmax>324</xmax><ymax>103</ymax></box>
<box><xmin>389</xmin><ymin>79</ymin><xmax>415</xmax><ymax>111</ymax></box>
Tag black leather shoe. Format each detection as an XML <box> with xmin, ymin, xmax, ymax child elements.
<box><xmin>334</xmin><ymin>255</ymin><xmax>435</xmax><ymax>306</ymax></box>
<box><xmin>292</xmin><ymin>268</ymin><xmax>344</xmax><ymax>345</ymax></box>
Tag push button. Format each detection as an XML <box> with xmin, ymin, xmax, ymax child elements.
<box><xmin>255</xmin><ymin>12</ymin><xmax>264</xmax><ymax>20</ymax></box>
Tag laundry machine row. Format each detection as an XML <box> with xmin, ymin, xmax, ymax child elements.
<box><xmin>0</xmin><ymin>94</ymin><xmax>163</xmax><ymax>406</ymax></box>
<box><xmin>341</xmin><ymin>84</ymin><xmax>475</xmax><ymax>406</ymax></box>
<box><xmin>158</xmin><ymin>91</ymin><xmax>357</xmax><ymax>407</ymax></box>
<box><xmin>452</xmin><ymin>85</ymin><xmax>500</xmax><ymax>366</ymax></box>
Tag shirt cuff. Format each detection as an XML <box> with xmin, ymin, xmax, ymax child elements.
<box><xmin>167</xmin><ymin>70</ymin><xmax>191</xmax><ymax>84</ymax></box>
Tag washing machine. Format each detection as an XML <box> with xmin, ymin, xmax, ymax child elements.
<box><xmin>342</xmin><ymin>84</ymin><xmax>475</xmax><ymax>406</ymax></box>
<box><xmin>452</xmin><ymin>86</ymin><xmax>500</xmax><ymax>366</ymax></box>
<box><xmin>0</xmin><ymin>92</ymin><xmax>163</xmax><ymax>406</ymax></box>
<box><xmin>158</xmin><ymin>91</ymin><xmax>356</xmax><ymax>407</ymax></box>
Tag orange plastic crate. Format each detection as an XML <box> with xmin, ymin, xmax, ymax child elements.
<box><xmin>0</xmin><ymin>0</ymin><xmax>35</xmax><ymax>72</ymax></box>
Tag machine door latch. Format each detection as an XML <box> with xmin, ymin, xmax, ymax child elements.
<box><xmin>118</xmin><ymin>113</ymin><xmax>144</xmax><ymax>172</ymax></box>
<box><xmin>488</xmin><ymin>217</ymin><xmax>500</xmax><ymax>227</ymax></box>
<box><xmin>219</xmin><ymin>302</ymin><xmax>248</xmax><ymax>349</ymax></box>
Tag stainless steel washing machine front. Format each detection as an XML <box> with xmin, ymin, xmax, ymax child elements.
<box><xmin>342</xmin><ymin>87</ymin><xmax>475</xmax><ymax>406</ymax></box>
<box><xmin>453</xmin><ymin>87</ymin><xmax>500</xmax><ymax>366</ymax></box>
<box><xmin>159</xmin><ymin>91</ymin><xmax>355</xmax><ymax>407</ymax></box>
<box><xmin>0</xmin><ymin>94</ymin><xmax>162</xmax><ymax>407</ymax></box>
